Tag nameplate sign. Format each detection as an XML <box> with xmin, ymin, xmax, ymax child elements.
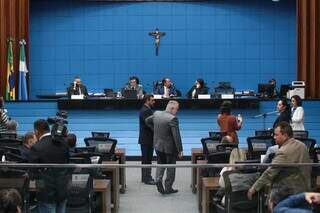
<box><xmin>198</xmin><ymin>94</ymin><xmax>211</xmax><ymax>99</ymax></box>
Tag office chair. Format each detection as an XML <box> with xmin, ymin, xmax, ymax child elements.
<box><xmin>255</xmin><ymin>129</ymin><xmax>273</xmax><ymax>137</ymax></box>
<box><xmin>84</xmin><ymin>137</ymin><xmax>117</xmax><ymax>161</ymax></box>
<box><xmin>292</xmin><ymin>130</ymin><xmax>309</xmax><ymax>139</ymax></box>
<box><xmin>200</xmin><ymin>137</ymin><xmax>221</xmax><ymax>156</ymax></box>
<box><xmin>208</xmin><ymin>131</ymin><xmax>227</xmax><ymax>140</ymax></box>
<box><xmin>297</xmin><ymin>138</ymin><xmax>316</xmax><ymax>158</ymax></box>
<box><xmin>247</xmin><ymin>136</ymin><xmax>275</xmax><ymax>160</ymax></box>
<box><xmin>66</xmin><ymin>172</ymin><xmax>94</xmax><ymax>213</ymax></box>
<box><xmin>0</xmin><ymin>168</ymin><xmax>29</xmax><ymax>213</ymax></box>
<box><xmin>0</xmin><ymin>132</ymin><xmax>17</xmax><ymax>139</ymax></box>
<box><xmin>0</xmin><ymin>138</ymin><xmax>22</xmax><ymax>149</ymax></box>
<box><xmin>91</xmin><ymin>132</ymin><xmax>110</xmax><ymax>139</ymax></box>
<box><xmin>213</xmin><ymin>169</ymin><xmax>262</xmax><ymax>213</ymax></box>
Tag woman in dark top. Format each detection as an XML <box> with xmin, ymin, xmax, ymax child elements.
<box><xmin>187</xmin><ymin>78</ymin><xmax>209</xmax><ymax>99</ymax></box>
<box><xmin>273</xmin><ymin>98</ymin><xmax>291</xmax><ymax>128</ymax></box>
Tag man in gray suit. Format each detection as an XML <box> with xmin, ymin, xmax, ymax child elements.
<box><xmin>146</xmin><ymin>100</ymin><xmax>183</xmax><ymax>194</ymax></box>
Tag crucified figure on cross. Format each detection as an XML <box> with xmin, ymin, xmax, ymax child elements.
<box><xmin>149</xmin><ymin>28</ymin><xmax>166</xmax><ymax>56</ymax></box>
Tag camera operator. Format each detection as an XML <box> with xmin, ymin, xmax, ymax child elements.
<box><xmin>29</xmin><ymin>119</ymin><xmax>70</xmax><ymax>213</ymax></box>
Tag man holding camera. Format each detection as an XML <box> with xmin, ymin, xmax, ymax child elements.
<box><xmin>67</xmin><ymin>76</ymin><xmax>88</xmax><ymax>98</ymax></box>
<box><xmin>29</xmin><ymin>119</ymin><xmax>70</xmax><ymax>213</ymax></box>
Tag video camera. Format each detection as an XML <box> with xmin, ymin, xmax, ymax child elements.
<box><xmin>47</xmin><ymin>111</ymin><xmax>68</xmax><ymax>125</ymax></box>
<box><xmin>47</xmin><ymin>111</ymin><xmax>68</xmax><ymax>141</ymax></box>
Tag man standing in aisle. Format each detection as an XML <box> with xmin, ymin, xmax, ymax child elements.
<box><xmin>146</xmin><ymin>100</ymin><xmax>183</xmax><ymax>194</ymax></box>
<box><xmin>139</xmin><ymin>94</ymin><xmax>156</xmax><ymax>185</ymax></box>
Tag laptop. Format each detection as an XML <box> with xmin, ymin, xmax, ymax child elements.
<box><xmin>123</xmin><ymin>89</ymin><xmax>137</xmax><ymax>99</ymax></box>
<box><xmin>104</xmin><ymin>89</ymin><xmax>115</xmax><ymax>98</ymax></box>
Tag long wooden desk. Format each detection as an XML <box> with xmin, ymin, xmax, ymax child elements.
<box><xmin>58</xmin><ymin>98</ymin><xmax>260</xmax><ymax>110</ymax></box>
<box><xmin>191</xmin><ymin>148</ymin><xmax>204</xmax><ymax>193</ymax></box>
<box><xmin>102</xmin><ymin>161</ymin><xmax>120</xmax><ymax>213</ymax></box>
<box><xmin>30</xmin><ymin>179</ymin><xmax>111</xmax><ymax>213</ymax></box>
<box><xmin>202</xmin><ymin>177</ymin><xmax>220</xmax><ymax>213</ymax></box>
<box><xmin>115</xmin><ymin>148</ymin><xmax>126</xmax><ymax>194</ymax></box>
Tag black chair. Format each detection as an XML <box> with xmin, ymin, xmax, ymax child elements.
<box><xmin>66</xmin><ymin>172</ymin><xmax>94</xmax><ymax>213</ymax></box>
<box><xmin>255</xmin><ymin>129</ymin><xmax>273</xmax><ymax>137</ymax></box>
<box><xmin>0</xmin><ymin>168</ymin><xmax>29</xmax><ymax>213</ymax></box>
<box><xmin>91</xmin><ymin>132</ymin><xmax>110</xmax><ymax>139</ymax></box>
<box><xmin>247</xmin><ymin>136</ymin><xmax>275</xmax><ymax>160</ymax></box>
<box><xmin>292</xmin><ymin>130</ymin><xmax>309</xmax><ymax>139</ymax></box>
<box><xmin>84</xmin><ymin>137</ymin><xmax>117</xmax><ymax>161</ymax></box>
<box><xmin>0</xmin><ymin>138</ymin><xmax>22</xmax><ymax>149</ymax></box>
<box><xmin>201</xmin><ymin>137</ymin><xmax>221</xmax><ymax>156</ymax></box>
<box><xmin>0</xmin><ymin>132</ymin><xmax>17</xmax><ymax>139</ymax></box>
<box><xmin>298</xmin><ymin>138</ymin><xmax>316</xmax><ymax>158</ymax></box>
<box><xmin>75</xmin><ymin>147</ymin><xmax>96</xmax><ymax>153</ymax></box>
<box><xmin>213</xmin><ymin>169</ymin><xmax>262</xmax><ymax>213</ymax></box>
<box><xmin>208</xmin><ymin>131</ymin><xmax>227</xmax><ymax>139</ymax></box>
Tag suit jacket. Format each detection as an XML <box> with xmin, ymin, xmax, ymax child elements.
<box><xmin>252</xmin><ymin>138</ymin><xmax>311</xmax><ymax>203</ymax></box>
<box><xmin>29</xmin><ymin>135</ymin><xmax>70</xmax><ymax>203</ymax></box>
<box><xmin>67</xmin><ymin>84</ymin><xmax>88</xmax><ymax>98</ymax></box>
<box><xmin>146</xmin><ymin>111</ymin><xmax>183</xmax><ymax>155</ymax></box>
<box><xmin>154</xmin><ymin>85</ymin><xmax>177</xmax><ymax>97</ymax></box>
<box><xmin>273</xmin><ymin>110</ymin><xmax>291</xmax><ymax>128</ymax></box>
<box><xmin>187</xmin><ymin>85</ymin><xmax>209</xmax><ymax>98</ymax></box>
<box><xmin>138</xmin><ymin>104</ymin><xmax>154</xmax><ymax>146</ymax></box>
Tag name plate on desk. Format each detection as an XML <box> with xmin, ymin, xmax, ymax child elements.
<box><xmin>71</xmin><ymin>95</ymin><xmax>84</xmax><ymax>100</ymax></box>
<box><xmin>221</xmin><ymin>94</ymin><xmax>234</xmax><ymax>99</ymax></box>
<box><xmin>198</xmin><ymin>94</ymin><xmax>211</xmax><ymax>99</ymax></box>
<box><xmin>153</xmin><ymin>94</ymin><xmax>162</xmax><ymax>99</ymax></box>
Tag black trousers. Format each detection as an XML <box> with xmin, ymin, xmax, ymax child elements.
<box><xmin>140</xmin><ymin>144</ymin><xmax>154</xmax><ymax>182</ymax></box>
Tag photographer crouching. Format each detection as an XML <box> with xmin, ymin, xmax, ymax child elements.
<box><xmin>29</xmin><ymin>116</ymin><xmax>70</xmax><ymax>213</ymax></box>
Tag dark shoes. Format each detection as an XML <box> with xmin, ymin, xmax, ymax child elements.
<box><xmin>144</xmin><ymin>180</ymin><xmax>156</xmax><ymax>185</ymax></box>
<box><xmin>165</xmin><ymin>188</ymin><xmax>179</xmax><ymax>194</ymax></box>
<box><xmin>156</xmin><ymin>181</ymin><xmax>166</xmax><ymax>195</ymax></box>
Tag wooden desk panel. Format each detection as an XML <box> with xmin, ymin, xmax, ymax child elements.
<box><xmin>115</xmin><ymin>148</ymin><xmax>126</xmax><ymax>194</ymax></box>
<box><xmin>191</xmin><ymin>148</ymin><xmax>204</xmax><ymax>193</ymax></box>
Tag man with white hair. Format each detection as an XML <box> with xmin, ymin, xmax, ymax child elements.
<box><xmin>146</xmin><ymin>100</ymin><xmax>183</xmax><ymax>194</ymax></box>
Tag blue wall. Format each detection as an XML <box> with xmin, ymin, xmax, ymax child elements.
<box><xmin>30</xmin><ymin>0</ymin><xmax>296</xmax><ymax>99</ymax></box>
<box><xmin>7</xmin><ymin>101</ymin><xmax>319</xmax><ymax>156</ymax></box>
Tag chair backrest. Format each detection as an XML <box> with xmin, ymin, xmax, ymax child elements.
<box><xmin>66</xmin><ymin>173</ymin><xmax>93</xmax><ymax>211</ymax></box>
<box><xmin>208</xmin><ymin>131</ymin><xmax>227</xmax><ymax>139</ymax></box>
<box><xmin>223</xmin><ymin>169</ymin><xmax>261</xmax><ymax>213</ymax></box>
<box><xmin>293</xmin><ymin>130</ymin><xmax>309</xmax><ymax>139</ymax></box>
<box><xmin>297</xmin><ymin>138</ymin><xmax>316</xmax><ymax>158</ymax></box>
<box><xmin>0</xmin><ymin>138</ymin><xmax>22</xmax><ymax>149</ymax></box>
<box><xmin>84</xmin><ymin>137</ymin><xmax>117</xmax><ymax>161</ymax></box>
<box><xmin>247</xmin><ymin>136</ymin><xmax>275</xmax><ymax>160</ymax></box>
<box><xmin>91</xmin><ymin>132</ymin><xmax>110</xmax><ymax>139</ymax></box>
<box><xmin>0</xmin><ymin>168</ymin><xmax>29</xmax><ymax>213</ymax></box>
<box><xmin>200</xmin><ymin>137</ymin><xmax>221</xmax><ymax>156</ymax></box>
<box><xmin>0</xmin><ymin>132</ymin><xmax>17</xmax><ymax>139</ymax></box>
<box><xmin>255</xmin><ymin>129</ymin><xmax>273</xmax><ymax>137</ymax></box>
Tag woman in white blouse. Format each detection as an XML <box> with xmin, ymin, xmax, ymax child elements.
<box><xmin>290</xmin><ymin>95</ymin><xmax>305</xmax><ymax>130</ymax></box>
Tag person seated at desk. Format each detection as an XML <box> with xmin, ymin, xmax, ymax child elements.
<box><xmin>122</xmin><ymin>76</ymin><xmax>144</xmax><ymax>99</ymax></box>
<box><xmin>187</xmin><ymin>78</ymin><xmax>209</xmax><ymax>99</ymax></box>
<box><xmin>154</xmin><ymin>78</ymin><xmax>178</xmax><ymax>98</ymax></box>
<box><xmin>262</xmin><ymin>79</ymin><xmax>278</xmax><ymax>98</ymax></box>
<box><xmin>67</xmin><ymin>76</ymin><xmax>88</xmax><ymax>98</ymax></box>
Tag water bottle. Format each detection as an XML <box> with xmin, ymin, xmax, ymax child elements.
<box><xmin>116</xmin><ymin>91</ymin><xmax>122</xmax><ymax>98</ymax></box>
<box><xmin>237</xmin><ymin>114</ymin><xmax>242</xmax><ymax>123</ymax></box>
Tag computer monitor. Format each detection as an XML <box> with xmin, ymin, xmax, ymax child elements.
<box><xmin>280</xmin><ymin>84</ymin><xmax>291</xmax><ymax>98</ymax></box>
<box><xmin>258</xmin><ymin>84</ymin><xmax>270</xmax><ymax>94</ymax></box>
<box><xmin>123</xmin><ymin>89</ymin><xmax>137</xmax><ymax>99</ymax></box>
<box><xmin>104</xmin><ymin>89</ymin><xmax>115</xmax><ymax>98</ymax></box>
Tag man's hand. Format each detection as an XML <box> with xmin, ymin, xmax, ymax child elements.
<box><xmin>305</xmin><ymin>192</ymin><xmax>320</xmax><ymax>204</ymax></box>
<box><xmin>178</xmin><ymin>152</ymin><xmax>183</xmax><ymax>159</ymax></box>
<box><xmin>247</xmin><ymin>187</ymin><xmax>256</xmax><ymax>200</ymax></box>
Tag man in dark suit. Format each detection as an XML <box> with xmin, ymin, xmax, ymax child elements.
<box><xmin>139</xmin><ymin>94</ymin><xmax>156</xmax><ymax>185</ymax></box>
<box><xmin>146</xmin><ymin>100</ymin><xmax>183</xmax><ymax>194</ymax></box>
<box><xmin>29</xmin><ymin>119</ymin><xmax>70</xmax><ymax>213</ymax></box>
<box><xmin>18</xmin><ymin>131</ymin><xmax>36</xmax><ymax>160</ymax></box>
<box><xmin>273</xmin><ymin>99</ymin><xmax>291</xmax><ymax>129</ymax></box>
<box><xmin>67</xmin><ymin>76</ymin><xmax>88</xmax><ymax>98</ymax></box>
<box><xmin>154</xmin><ymin>78</ymin><xmax>178</xmax><ymax>98</ymax></box>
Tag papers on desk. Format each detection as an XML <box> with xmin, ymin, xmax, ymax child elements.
<box><xmin>71</xmin><ymin>95</ymin><xmax>84</xmax><ymax>100</ymax></box>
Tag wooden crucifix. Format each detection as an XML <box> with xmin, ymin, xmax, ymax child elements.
<box><xmin>149</xmin><ymin>28</ymin><xmax>166</xmax><ymax>56</ymax></box>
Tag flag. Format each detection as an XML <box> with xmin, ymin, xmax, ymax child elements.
<box><xmin>5</xmin><ymin>39</ymin><xmax>15</xmax><ymax>101</ymax></box>
<box><xmin>18</xmin><ymin>39</ymin><xmax>28</xmax><ymax>100</ymax></box>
